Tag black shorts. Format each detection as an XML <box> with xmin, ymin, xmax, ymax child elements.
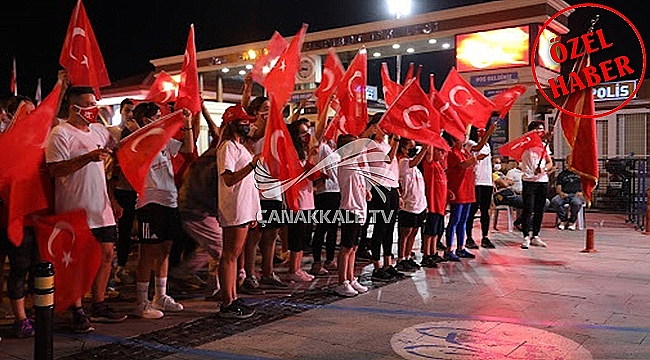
<box><xmin>91</xmin><ymin>226</ymin><xmax>118</xmax><ymax>243</ymax></box>
<box><xmin>398</xmin><ymin>210</ymin><xmax>426</xmax><ymax>228</ymax></box>
<box><xmin>422</xmin><ymin>212</ymin><xmax>445</xmax><ymax>237</ymax></box>
<box><xmin>137</xmin><ymin>203</ymin><xmax>184</xmax><ymax>244</ymax></box>
<box><xmin>340</xmin><ymin>222</ymin><xmax>361</xmax><ymax>249</ymax></box>
<box><xmin>259</xmin><ymin>200</ymin><xmax>284</xmax><ymax>229</ymax></box>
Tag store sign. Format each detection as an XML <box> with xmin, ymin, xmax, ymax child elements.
<box><xmin>591</xmin><ymin>80</ymin><xmax>637</xmax><ymax>102</ymax></box>
<box><xmin>470</xmin><ymin>72</ymin><xmax>519</xmax><ymax>87</ymax></box>
<box><xmin>366</xmin><ymin>85</ymin><xmax>378</xmax><ymax>101</ymax></box>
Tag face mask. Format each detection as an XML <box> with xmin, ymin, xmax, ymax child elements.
<box><xmin>300</xmin><ymin>133</ymin><xmax>311</xmax><ymax>146</ymax></box>
<box><xmin>407</xmin><ymin>148</ymin><xmax>417</xmax><ymax>158</ymax></box>
<box><xmin>235</xmin><ymin>124</ymin><xmax>251</xmax><ymax>137</ymax></box>
<box><xmin>493</xmin><ymin>163</ymin><xmax>502</xmax><ymax>171</ymax></box>
<box><xmin>74</xmin><ymin>105</ymin><xmax>99</xmax><ymax>123</ymax></box>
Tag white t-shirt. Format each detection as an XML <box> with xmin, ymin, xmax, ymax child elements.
<box><xmin>45</xmin><ymin>122</ymin><xmax>116</xmax><ymax>229</ymax></box>
<box><xmin>506</xmin><ymin>167</ymin><xmax>524</xmax><ymax>194</ymax></box>
<box><xmin>369</xmin><ymin>140</ymin><xmax>399</xmax><ymax>189</ymax></box>
<box><xmin>338</xmin><ymin>153</ymin><xmax>368</xmax><ymax>224</ymax></box>
<box><xmin>217</xmin><ymin>140</ymin><xmax>261</xmax><ymax>227</ymax></box>
<box><xmin>136</xmin><ymin>139</ymin><xmax>182</xmax><ymax>209</ymax></box>
<box><xmin>398</xmin><ymin>158</ymin><xmax>427</xmax><ymax>214</ymax></box>
<box><xmin>470</xmin><ymin>141</ymin><xmax>493</xmax><ymax>186</ymax></box>
<box><xmin>314</xmin><ymin>142</ymin><xmax>340</xmax><ymax>194</ymax></box>
<box><xmin>521</xmin><ymin>145</ymin><xmax>551</xmax><ymax>183</ymax></box>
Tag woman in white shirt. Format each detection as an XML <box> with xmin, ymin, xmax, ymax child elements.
<box><xmin>216</xmin><ymin>104</ymin><xmax>261</xmax><ymax>319</ymax></box>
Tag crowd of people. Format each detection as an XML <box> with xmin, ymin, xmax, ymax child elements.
<box><xmin>0</xmin><ymin>72</ymin><xmax>587</xmax><ymax>340</ymax></box>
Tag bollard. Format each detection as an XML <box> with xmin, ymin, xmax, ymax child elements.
<box><xmin>34</xmin><ymin>262</ymin><xmax>55</xmax><ymax>360</ymax></box>
<box><xmin>581</xmin><ymin>228</ymin><xmax>597</xmax><ymax>253</ymax></box>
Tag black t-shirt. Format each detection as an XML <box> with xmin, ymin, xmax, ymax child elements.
<box><xmin>556</xmin><ymin>169</ymin><xmax>582</xmax><ymax>194</ymax></box>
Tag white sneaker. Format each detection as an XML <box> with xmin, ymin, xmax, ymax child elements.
<box><xmin>287</xmin><ymin>270</ymin><xmax>314</xmax><ymax>282</ymax></box>
<box><xmin>567</xmin><ymin>222</ymin><xmax>577</xmax><ymax>231</ymax></box>
<box><xmin>531</xmin><ymin>236</ymin><xmax>547</xmax><ymax>247</ymax></box>
<box><xmin>135</xmin><ymin>301</ymin><xmax>164</xmax><ymax>319</ymax></box>
<box><xmin>350</xmin><ymin>278</ymin><xmax>368</xmax><ymax>293</ymax></box>
<box><xmin>335</xmin><ymin>280</ymin><xmax>358</xmax><ymax>297</ymax></box>
<box><xmin>153</xmin><ymin>295</ymin><xmax>184</xmax><ymax>312</ymax></box>
<box><xmin>557</xmin><ymin>222</ymin><xmax>566</xmax><ymax>230</ymax></box>
<box><xmin>521</xmin><ymin>236</ymin><xmax>530</xmax><ymax>249</ymax></box>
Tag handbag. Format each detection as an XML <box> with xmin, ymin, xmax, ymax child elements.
<box><xmin>493</xmin><ymin>188</ymin><xmax>516</xmax><ymax>206</ymax></box>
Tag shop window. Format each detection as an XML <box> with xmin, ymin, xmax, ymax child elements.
<box><xmin>617</xmin><ymin>113</ymin><xmax>648</xmax><ymax>157</ymax></box>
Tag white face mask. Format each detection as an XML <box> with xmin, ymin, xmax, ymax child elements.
<box><xmin>493</xmin><ymin>163</ymin><xmax>502</xmax><ymax>171</ymax></box>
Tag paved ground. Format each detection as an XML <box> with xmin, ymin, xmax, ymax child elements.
<box><xmin>2</xmin><ymin>211</ymin><xmax>650</xmax><ymax>359</ymax></box>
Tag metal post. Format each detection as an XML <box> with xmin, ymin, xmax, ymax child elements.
<box><xmin>216</xmin><ymin>75</ymin><xmax>223</xmax><ymax>103</ymax></box>
<box><xmin>396</xmin><ymin>54</ymin><xmax>402</xmax><ymax>85</ymax></box>
<box><xmin>581</xmin><ymin>229</ymin><xmax>597</xmax><ymax>253</ymax></box>
<box><xmin>34</xmin><ymin>262</ymin><xmax>55</xmax><ymax>360</ymax></box>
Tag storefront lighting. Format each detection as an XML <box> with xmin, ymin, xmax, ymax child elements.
<box><xmin>428</xmin><ymin>38</ymin><xmax>437</xmax><ymax>44</ymax></box>
<box><xmin>239</xmin><ymin>70</ymin><xmax>246</xmax><ymax>75</ymax></box>
<box><xmin>373</xmin><ymin>52</ymin><xmax>382</xmax><ymax>57</ymax></box>
<box><xmin>221</xmin><ymin>68</ymin><xmax>230</xmax><ymax>73</ymax></box>
<box><xmin>406</xmin><ymin>47</ymin><xmax>415</xmax><ymax>53</ymax></box>
<box><xmin>245</xmin><ymin>64</ymin><xmax>253</xmax><ymax>70</ymax></box>
<box><xmin>392</xmin><ymin>44</ymin><xmax>401</xmax><ymax>49</ymax></box>
<box><xmin>442</xmin><ymin>43</ymin><xmax>451</xmax><ymax>49</ymax></box>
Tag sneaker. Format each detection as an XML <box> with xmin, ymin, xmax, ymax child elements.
<box><xmin>436</xmin><ymin>240</ymin><xmax>447</xmax><ymax>252</ymax></box>
<box><xmin>287</xmin><ymin>270</ymin><xmax>314</xmax><ymax>282</ymax></box>
<box><xmin>567</xmin><ymin>222</ymin><xmax>577</xmax><ymax>231</ymax></box>
<box><xmin>385</xmin><ymin>265</ymin><xmax>406</xmax><ymax>278</ymax></box>
<box><xmin>72</xmin><ymin>307</ymin><xmax>94</xmax><ymax>333</ymax></box>
<box><xmin>531</xmin><ymin>236</ymin><xmax>547</xmax><ymax>247</ymax></box>
<box><xmin>420</xmin><ymin>256</ymin><xmax>436</xmax><ymax>268</ymax></box>
<box><xmin>218</xmin><ymin>300</ymin><xmax>255</xmax><ymax>319</ymax></box>
<box><xmin>455</xmin><ymin>248</ymin><xmax>476</xmax><ymax>259</ymax></box>
<box><xmin>481</xmin><ymin>237</ymin><xmax>496</xmax><ymax>249</ymax></box>
<box><xmin>406</xmin><ymin>258</ymin><xmax>421</xmax><ymax>269</ymax></box>
<box><xmin>309</xmin><ymin>262</ymin><xmax>329</xmax><ymax>276</ymax></box>
<box><xmin>521</xmin><ymin>236</ymin><xmax>530</xmax><ymax>249</ymax></box>
<box><xmin>371</xmin><ymin>268</ymin><xmax>394</xmax><ymax>282</ymax></box>
<box><xmin>324</xmin><ymin>260</ymin><xmax>338</xmax><ymax>271</ymax></box>
<box><xmin>90</xmin><ymin>301</ymin><xmax>127</xmax><ymax>323</ymax></box>
<box><xmin>557</xmin><ymin>222</ymin><xmax>566</xmax><ymax>230</ymax></box>
<box><xmin>465</xmin><ymin>238</ymin><xmax>479</xmax><ymax>249</ymax></box>
<box><xmin>514</xmin><ymin>221</ymin><xmax>523</xmax><ymax>232</ymax></box>
<box><xmin>334</xmin><ymin>280</ymin><xmax>358</xmax><ymax>297</ymax></box>
<box><xmin>240</xmin><ymin>275</ymin><xmax>266</xmax><ymax>294</ymax></box>
<box><xmin>350</xmin><ymin>278</ymin><xmax>369</xmax><ymax>293</ymax></box>
<box><xmin>444</xmin><ymin>251</ymin><xmax>461</xmax><ymax>262</ymax></box>
<box><xmin>105</xmin><ymin>286</ymin><xmax>120</xmax><ymax>300</ymax></box>
<box><xmin>153</xmin><ymin>294</ymin><xmax>184</xmax><ymax>312</ymax></box>
<box><xmin>396</xmin><ymin>259</ymin><xmax>415</xmax><ymax>272</ymax></box>
<box><xmin>260</xmin><ymin>273</ymin><xmax>289</xmax><ymax>289</ymax></box>
<box><xmin>237</xmin><ymin>269</ymin><xmax>247</xmax><ymax>287</ymax></box>
<box><xmin>13</xmin><ymin>318</ymin><xmax>35</xmax><ymax>338</ymax></box>
<box><xmin>135</xmin><ymin>301</ymin><xmax>164</xmax><ymax>319</ymax></box>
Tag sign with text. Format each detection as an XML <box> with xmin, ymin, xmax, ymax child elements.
<box><xmin>591</xmin><ymin>80</ymin><xmax>637</xmax><ymax>102</ymax></box>
<box><xmin>470</xmin><ymin>72</ymin><xmax>519</xmax><ymax>87</ymax></box>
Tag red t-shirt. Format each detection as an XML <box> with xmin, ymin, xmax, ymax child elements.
<box><xmin>446</xmin><ymin>147</ymin><xmax>476</xmax><ymax>204</ymax></box>
<box><xmin>422</xmin><ymin>159</ymin><xmax>448</xmax><ymax>215</ymax></box>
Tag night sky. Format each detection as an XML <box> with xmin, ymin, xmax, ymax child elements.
<box><xmin>0</xmin><ymin>0</ymin><xmax>647</xmax><ymax>100</ymax></box>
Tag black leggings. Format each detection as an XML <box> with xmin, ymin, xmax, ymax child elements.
<box><xmin>6</xmin><ymin>227</ymin><xmax>39</xmax><ymax>300</ymax></box>
<box><xmin>312</xmin><ymin>192</ymin><xmax>340</xmax><ymax>263</ymax></box>
<box><xmin>115</xmin><ymin>189</ymin><xmax>137</xmax><ymax>267</ymax></box>
<box><xmin>521</xmin><ymin>181</ymin><xmax>549</xmax><ymax>237</ymax></box>
<box><xmin>288</xmin><ymin>218</ymin><xmax>313</xmax><ymax>252</ymax></box>
<box><xmin>370</xmin><ymin>186</ymin><xmax>399</xmax><ymax>261</ymax></box>
<box><xmin>466</xmin><ymin>185</ymin><xmax>493</xmax><ymax>239</ymax></box>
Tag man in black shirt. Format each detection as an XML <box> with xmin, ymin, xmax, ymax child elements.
<box><xmin>551</xmin><ymin>166</ymin><xmax>585</xmax><ymax>230</ymax></box>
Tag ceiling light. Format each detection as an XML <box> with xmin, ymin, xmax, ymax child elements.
<box><xmin>373</xmin><ymin>52</ymin><xmax>382</xmax><ymax>57</ymax></box>
<box><xmin>428</xmin><ymin>38</ymin><xmax>437</xmax><ymax>44</ymax></box>
<box><xmin>239</xmin><ymin>70</ymin><xmax>246</xmax><ymax>75</ymax></box>
<box><xmin>245</xmin><ymin>64</ymin><xmax>253</xmax><ymax>70</ymax></box>
<box><xmin>442</xmin><ymin>43</ymin><xmax>451</xmax><ymax>49</ymax></box>
<box><xmin>221</xmin><ymin>67</ymin><xmax>230</xmax><ymax>73</ymax></box>
<box><xmin>392</xmin><ymin>44</ymin><xmax>401</xmax><ymax>49</ymax></box>
<box><xmin>406</xmin><ymin>48</ymin><xmax>415</xmax><ymax>53</ymax></box>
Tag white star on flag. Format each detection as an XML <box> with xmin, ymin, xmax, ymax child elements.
<box><xmin>279</xmin><ymin>60</ymin><xmax>286</xmax><ymax>72</ymax></box>
<box><xmin>62</xmin><ymin>251</ymin><xmax>74</xmax><ymax>267</ymax></box>
<box><xmin>466</xmin><ymin>97</ymin><xmax>475</xmax><ymax>106</ymax></box>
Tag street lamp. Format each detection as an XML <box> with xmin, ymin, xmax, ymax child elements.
<box><xmin>387</xmin><ymin>0</ymin><xmax>411</xmax><ymax>19</ymax></box>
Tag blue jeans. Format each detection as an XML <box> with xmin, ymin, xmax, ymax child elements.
<box><xmin>446</xmin><ymin>203</ymin><xmax>471</xmax><ymax>251</ymax></box>
<box><xmin>551</xmin><ymin>194</ymin><xmax>585</xmax><ymax>223</ymax></box>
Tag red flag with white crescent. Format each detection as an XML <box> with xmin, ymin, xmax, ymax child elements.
<box><xmin>490</xmin><ymin>85</ymin><xmax>527</xmax><ymax>118</ymax></box>
<box><xmin>428</xmin><ymin>74</ymin><xmax>466</xmax><ymax>141</ymax></box>
<box><xmin>439</xmin><ymin>67</ymin><xmax>495</xmax><ymax>128</ymax></box>
<box><xmin>314</xmin><ymin>48</ymin><xmax>344</xmax><ymax>116</ymax></box>
<box><xmin>59</xmin><ymin>0</ymin><xmax>110</xmax><ymax>98</ymax></box>
<box><xmin>381</xmin><ymin>62</ymin><xmax>403</xmax><ymax>107</ymax></box>
<box><xmin>116</xmin><ymin>110</ymin><xmax>185</xmax><ymax>196</ymax></box>
<box><xmin>335</xmin><ymin>47</ymin><xmax>367</xmax><ymax>136</ymax></box>
<box><xmin>175</xmin><ymin>24</ymin><xmax>201</xmax><ymax>114</ymax></box>
<box><xmin>499</xmin><ymin>130</ymin><xmax>546</xmax><ymax>162</ymax></box>
<box><xmin>264</xmin><ymin>24</ymin><xmax>308</xmax><ymax>107</ymax></box>
<box><xmin>34</xmin><ymin>209</ymin><xmax>101</xmax><ymax>312</ymax></box>
<box><xmin>251</xmin><ymin>32</ymin><xmax>289</xmax><ymax>86</ymax></box>
<box><xmin>145</xmin><ymin>71</ymin><xmax>179</xmax><ymax>105</ymax></box>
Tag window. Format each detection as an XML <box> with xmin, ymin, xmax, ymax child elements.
<box><xmin>617</xmin><ymin>113</ymin><xmax>648</xmax><ymax>157</ymax></box>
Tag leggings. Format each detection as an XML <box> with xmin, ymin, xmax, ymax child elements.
<box><xmin>6</xmin><ymin>227</ymin><xmax>39</xmax><ymax>300</ymax></box>
<box><xmin>446</xmin><ymin>203</ymin><xmax>471</xmax><ymax>251</ymax></box>
<box><xmin>521</xmin><ymin>181</ymin><xmax>549</xmax><ymax>237</ymax></box>
<box><xmin>466</xmin><ymin>185</ymin><xmax>493</xmax><ymax>239</ymax></box>
<box><xmin>312</xmin><ymin>192</ymin><xmax>340</xmax><ymax>263</ymax></box>
<box><xmin>369</xmin><ymin>186</ymin><xmax>399</xmax><ymax>261</ymax></box>
<box><xmin>115</xmin><ymin>189</ymin><xmax>137</xmax><ymax>267</ymax></box>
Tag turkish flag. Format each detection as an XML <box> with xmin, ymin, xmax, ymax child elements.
<box><xmin>381</xmin><ymin>62</ymin><xmax>403</xmax><ymax>107</ymax></box>
<box><xmin>260</xmin><ymin>96</ymin><xmax>304</xmax><ymax>211</ymax></box>
<box><xmin>59</xmin><ymin>0</ymin><xmax>110</xmax><ymax>98</ymax></box>
<box><xmin>314</xmin><ymin>48</ymin><xmax>344</xmax><ymax>116</ymax></box>
<box><xmin>428</xmin><ymin>74</ymin><xmax>466</xmax><ymax>141</ymax></box>
<box><xmin>323</xmin><ymin>96</ymin><xmax>343</xmax><ymax>142</ymax></box>
<box><xmin>34</xmin><ymin>209</ymin><xmax>101</xmax><ymax>312</ymax></box>
<box><xmin>335</xmin><ymin>47</ymin><xmax>368</xmax><ymax>136</ymax></box>
<box><xmin>379</xmin><ymin>79</ymin><xmax>448</xmax><ymax>150</ymax></box>
<box><xmin>561</xmin><ymin>55</ymin><xmax>598</xmax><ymax>205</ymax></box>
<box><xmin>499</xmin><ymin>130</ymin><xmax>546</xmax><ymax>162</ymax></box>
<box><xmin>145</xmin><ymin>70</ymin><xmax>178</xmax><ymax>105</ymax></box>
<box><xmin>251</xmin><ymin>32</ymin><xmax>289</xmax><ymax>86</ymax></box>
<box><xmin>264</xmin><ymin>24</ymin><xmax>308</xmax><ymax>107</ymax></box>
<box><xmin>0</xmin><ymin>83</ymin><xmax>61</xmax><ymax>245</ymax></box>
<box><xmin>116</xmin><ymin>110</ymin><xmax>185</xmax><ymax>195</ymax></box>
<box><xmin>491</xmin><ymin>85</ymin><xmax>527</xmax><ymax>118</ymax></box>
<box><xmin>175</xmin><ymin>24</ymin><xmax>201</xmax><ymax>115</ymax></box>
<box><xmin>439</xmin><ymin>67</ymin><xmax>495</xmax><ymax>128</ymax></box>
